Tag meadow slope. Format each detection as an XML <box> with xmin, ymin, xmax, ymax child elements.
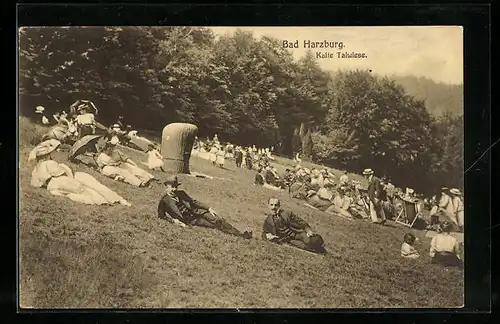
<box><xmin>18</xmin><ymin>117</ymin><xmax>463</xmax><ymax>308</ymax></box>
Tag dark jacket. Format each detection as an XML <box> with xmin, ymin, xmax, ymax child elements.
<box><xmin>367</xmin><ymin>175</ymin><xmax>383</xmax><ymax>203</ymax></box>
<box><xmin>262</xmin><ymin>209</ymin><xmax>312</xmax><ymax>242</ymax></box>
<box><xmin>254</xmin><ymin>173</ymin><xmax>265</xmax><ymax>186</ymax></box>
<box><xmin>157</xmin><ymin>190</ymin><xmax>210</xmax><ymax>223</ymax></box>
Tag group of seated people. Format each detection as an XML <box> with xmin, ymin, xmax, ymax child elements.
<box><xmin>28</xmin><ymin>139</ymin><xmax>132</xmax><ymax>207</ymax></box>
<box><xmin>37</xmin><ymin>101</ymin><xmax>98</xmax><ymax>145</ymax></box>
<box><xmin>27</xmin><ymin>135</ymin><xmax>464</xmax><ymax>262</ymax></box>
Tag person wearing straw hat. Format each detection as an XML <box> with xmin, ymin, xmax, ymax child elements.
<box><xmin>437</xmin><ymin>187</ymin><xmax>458</xmax><ymax>226</ymax></box>
<box><xmin>29</xmin><ymin>139</ymin><xmax>131</xmax><ymax>206</ymax></box>
<box><xmin>450</xmin><ymin>188</ymin><xmax>464</xmax><ymax>232</ymax></box>
<box><xmin>363</xmin><ymin>168</ymin><xmax>386</xmax><ymax>225</ymax></box>
<box><xmin>157</xmin><ymin>175</ymin><xmax>253</xmax><ymax>239</ymax></box>
<box><xmin>96</xmin><ymin>136</ymin><xmax>155</xmax><ymax>187</ymax></box>
<box><xmin>35</xmin><ymin>106</ymin><xmax>50</xmax><ymax>125</ymax></box>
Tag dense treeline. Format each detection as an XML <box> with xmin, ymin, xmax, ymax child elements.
<box><xmin>19</xmin><ymin>27</ymin><xmax>463</xmax><ymax>194</ymax></box>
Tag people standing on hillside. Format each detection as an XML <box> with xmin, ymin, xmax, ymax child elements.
<box><xmin>35</xmin><ymin>106</ymin><xmax>50</xmax><ymax>125</ymax></box>
<box><xmin>363</xmin><ymin>168</ymin><xmax>387</xmax><ymax>225</ymax></box>
<box><xmin>234</xmin><ymin>146</ymin><xmax>243</xmax><ymax>168</ymax></box>
<box><xmin>157</xmin><ymin>175</ymin><xmax>252</xmax><ymax>239</ymax></box>
<box><xmin>209</xmin><ymin>144</ymin><xmax>218</xmax><ymax>166</ymax></box>
<box><xmin>245</xmin><ymin>148</ymin><xmax>253</xmax><ymax>170</ymax></box>
<box><xmin>450</xmin><ymin>188</ymin><xmax>464</xmax><ymax>232</ymax></box>
<box><xmin>216</xmin><ymin>144</ymin><xmax>226</xmax><ymax>168</ymax></box>
<box><xmin>385</xmin><ymin>178</ymin><xmax>396</xmax><ymax>204</ymax></box>
<box><xmin>437</xmin><ymin>187</ymin><xmax>458</xmax><ymax>227</ymax></box>
<box><xmin>262</xmin><ymin>198</ymin><xmax>326</xmax><ymax>254</ymax></box>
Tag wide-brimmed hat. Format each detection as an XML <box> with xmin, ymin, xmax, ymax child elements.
<box><xmin>35</xmin><ymin>106</ymin><xmax>45</xmax><ymax>113</ymax></box>
<box><xmin>362</xmin><ymin>168</ymin><xmax>374</xmax><ymax>175</ymax></box>
<box><xmin>308</xmin><ymin>234</ymin><xmax>324</xmax><ymax>249</ymax></box>
<box><xmin>450</xmin><ymin>188</ymin><xmax>461</xmax><ymax>196</ymax></box>
<box><xmin>163</xmin><ymin>175</ymin><xmax>181</xmax><ymax>187</ymax></box>
<box><xmin>111</xmin><ymin>124</ymin><xmax>121</xmax><ymax>129</ymax></box>
<box><xmin>441</xmin><ymin>187</ymin><xmax>449</xmax><ymax>192</ymax></box>
<box><xmin>28</xmin><ymin>139</ymin><xmax>61</xmax><ymax>161</ymax></box>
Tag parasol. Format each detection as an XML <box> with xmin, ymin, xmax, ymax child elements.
<box><xmin>69</xmin><ymin>100</ymin><xmax>98</xmax><ymax>116</ymax></box>
<box><xmin>68</xmin><ymin>134</ymin><xmax>103</xmax><ymax>159</ymax></box>
<box><xmin>129</xmin><ymin>136</ymin><xmax>154</xmax><ymax>152</ymax></box>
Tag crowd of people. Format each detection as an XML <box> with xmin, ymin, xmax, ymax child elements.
<box><xmin>28</xmin><ymin>104</ymin><xmax>464</xmax><ymax>265</ymax></box>
<box><xmin>188</xmin><ymin>133</ymin><xmax>465</xmax><ymax>266</ymax></box>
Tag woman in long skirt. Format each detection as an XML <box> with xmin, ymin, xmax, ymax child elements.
<box><xmin>216</xmin><ymin>145</ymin><xmax>226</xmax><ymax>168</ymax></box>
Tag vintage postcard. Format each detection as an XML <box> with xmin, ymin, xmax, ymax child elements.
<box><xmin>18</xmin><ymin>26</ymin><xmax>464</xmax><ymax>308</ymax></box>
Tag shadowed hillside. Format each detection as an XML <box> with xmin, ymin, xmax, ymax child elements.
<box><xmin>391</xmin><ymin>75</ymin><xmax>463</xmax><ymax>116</ymax></box>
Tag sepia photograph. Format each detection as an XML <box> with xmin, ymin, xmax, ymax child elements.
<box><xmin>18</xmin><ymin>26</ymin><xmax>464</xmax><ymax>309</ymax></box>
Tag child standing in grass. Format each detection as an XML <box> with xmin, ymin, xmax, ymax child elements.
<box><xmin>146</xmin><ymin>144</ymin><xmax>165</xmax><ymax>171</ymax></box>
<box><xmin>401</xmin><ymin>233</ymin><xmax>420</xmax><ymax>259</ymax></box>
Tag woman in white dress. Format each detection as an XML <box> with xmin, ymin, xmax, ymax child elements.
<box><xmin>28</xmin><ymin>139</ymin><xmax>131</xmax><ymax>206</ymax></box>
<box><xmin>216</xmin><ymin>144</ymin><xmax>226</xmax><ymax>168</ymax></box>
<box><xmin>96</xmin><ymin>136</ymin><xmax>155</xmax><ymax>187</ymax></box>
<box><xmin>145</xmin><ymin>144</ymin><xmax>165</xmax><ymax>171</ymax></box>
<box><xmin>209</xmin><ymin>144</ymin><xmax>218</xmax><ymax>166</ymax></box>
<box><xmin>450</xmin><ymin>188</ymin><xmax>464</xmax><ymax>232</ymax></box>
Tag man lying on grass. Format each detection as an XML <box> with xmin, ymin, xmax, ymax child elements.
<box><xmin>157</xmin><ymin>175</ymin><xmax>253</xmax><ymax>239</ymax></box>
<box><xmin>262</xmin><ymin>198</ymin><xmax>327</xmax><ymax>254</ymax></box>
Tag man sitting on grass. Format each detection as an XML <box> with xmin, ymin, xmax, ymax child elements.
<box><xmin>262</xmin><ymin>198</ymin><xmax>326</xmax><ymax>254</ymax></box>
<box><xmin>158</xmin><ymin>175</ymin><xmax>252</xmax><ymax>239</ymax></box>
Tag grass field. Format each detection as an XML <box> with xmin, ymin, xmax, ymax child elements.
<box><xmin>18</xmin><ymin>117</ymin><xmax>463</xmax><ymax>308</ymax></box>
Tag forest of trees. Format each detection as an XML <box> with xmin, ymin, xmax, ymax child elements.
<box><xmin>18</xmin><ymin>27</ymin><xmax>464</xmax><ymax>195</ymax></box>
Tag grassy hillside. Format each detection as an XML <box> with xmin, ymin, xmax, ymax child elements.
<box><xmin>19</xmin><ymin>117</ymin><xmax>463</xmax><ymax>308</ymax></box>
<box><xmin>391</xmin><ymin>75</ymin><xmax>463</xmax><ymax>117</ymax></box>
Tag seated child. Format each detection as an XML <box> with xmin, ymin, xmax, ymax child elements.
<box><xmin>401</xmin><ymin>233</ymin><xmax>420</xmax><ymax>259</ymax></box>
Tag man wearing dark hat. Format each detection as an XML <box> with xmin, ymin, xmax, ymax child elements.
<box><xmin>363</xmin><ymin>168</ymin><xmax>386</xmax><ymax>225</ymax></box>
<box><xmin>158</xmin><ymin>175</ymin><xmax>253</xmax><ymax>239</ymax></box>
<box><xmin>262</xmin><ymin>198</ymin><xmax>326</xmax><ymax>254</ymax></box>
